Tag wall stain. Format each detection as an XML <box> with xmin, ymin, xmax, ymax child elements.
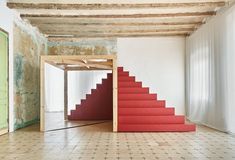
<box><xmin>14</xmin><ymin>54</ymin><xmax>24</xmax><ymax>89</ymax></box>
<box><xmin>13</xmin><ymin>22</ymin><xmax>47</xmax><ymax>130</ymax></box>
<box><xmin>48</xmin><ymin>38</ymin><xmax>117</xmax><ymax>55</ymax></box>
<box><xmin>13</xmin><ymin>22</ymin><xmax>116</xmax><ymax>130</ymax></box>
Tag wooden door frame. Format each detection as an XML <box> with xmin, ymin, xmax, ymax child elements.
<box><xmin>0</xmin><ymin>28</ymin><xmax>9</xmax><ymax>135</ymax></box>
<box><xmin>40</xmin><ymin>55</ymin><xmax>118</xmax><ymax>132</ymax></box>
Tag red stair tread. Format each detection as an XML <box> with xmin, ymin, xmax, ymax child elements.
<box><xmin>119</xmin><ymin>116</ymin><xmax>185</xmax><ymax>124</ymax></box>
<box><xmin>118</xmin><ymin>72</ymin><xmax>129</xmax><ymax>76</ymax></box>
<box><xmin>119</xmin><ymin>88</ymin><xmax>149</xmax><ymax>94</ymax></box>
<box><xmin>119</xmin><ymin>82</ymin><xmax>142</xmax><ymax>87</ymax></box>
<box><xmin>118</xmin><ymin>76</ymin><xmax>135</xmax><ymax>82</ymax></box>
<box><xmin>118</xmin><ymin>124</ymin><xmax>196</xmax><ymax>132</ymax></box>
<box><xmin>119</xmin><ymin>100</ymin><xmax>165</xmax><ymax>108</ymax></box>
<box><xmin>119</xmin><ymin>93</ymin><xmax>157</xmax><ymax>100</ymax></box>
<box><xmin>119</xmin><ymin>108</ymin><xmax>175</xmax><ymax>116</ymax></box>
<box><xmin>118</xmin><ymin>67</ymin><xmax>124</xmax><ymax>72</ymax></box>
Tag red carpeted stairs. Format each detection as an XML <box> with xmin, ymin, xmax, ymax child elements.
<box><xmin>68</xmin><ymin>73</ymin><xmax>113</xmax><ymax>120</ymax></box>
<box><xmin>118</xmin><ymin>67</ymin><xmax>196</xmax><ymax>132</ymax></box>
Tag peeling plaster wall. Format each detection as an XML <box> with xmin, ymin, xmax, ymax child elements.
<box><xmin>13</xmin><ymin>19</ymin><xmax>47</xmax><ymax>130</ymax></box>
<box><xmin>48</xmin><ymin>38</ymin><xmax>117</xmax><ymax>55</ymax></box>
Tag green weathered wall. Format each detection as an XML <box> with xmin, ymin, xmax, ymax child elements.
<box><xmin>0</xmin><ymin>30</ymin><xmax>8</xmax><ymax>131</ymax></box>
<box><xmin>48</xmin><ymin>38</ymin><xmax>117</xmax><ymax>55</ymax></box>
<box><xmin>13</xmin><ymin>21</ymin><xmax>47</xmax><ymax>130</ymax></box>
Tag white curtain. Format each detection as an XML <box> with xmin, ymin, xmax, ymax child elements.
<box><xmin>186</xmin><ymin>5</ymin><xmax>235</xmax><ymax>133</ymax></box>
<box><xmin>45</xmin><ymin>63</ymin><xmax>110</xmax><ymax>112</ymax></box>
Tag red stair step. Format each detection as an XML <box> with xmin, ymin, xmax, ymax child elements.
<box><xmin>107</xmin><ymin>73</ymin><xmax>112</xmax><ymax>77</ymax></box>
<box><xmin>76</xmin><ymin>105</ymin><xmax>81</xmax><ymax>110</ymax></box>
<box><xmin>119</xmin><ymin>108</ymin><xmax>175</xmax><ymax>116</ymax></box>
<box><xmin>119</xmin><ymin>82</ymin><xmax>142</xmax><ymax>87</ymax></box>
<box><xmin>118</xmin><ymin>94</ymin><xmax>157</xmax><ymax>100</ymax></box>
<box><xmin>118</xmin><ymin>71</ymin><xmax>129</xmax><ymax>76</ymax></box>
<box><xmin>70</xmin><ymin>110</ymin><xmax>80</xmax><ymax>116</ymax></box>
<box><xmin>118</xmin><ymin>124</ymin><xmax>196</xmax><ymax>132</ymax></box>
<box><xmin>118</xmin><ymin>76</ymin><xmax>135</xmax><ymax>82</ymax></box>
<box><xmin>119</xmin><ymin>100</ymin><xmax>165</xmax><ymax>108</ymax></box>
<box><xmin>118</xmin><ymin>67</ymin><xmax>124</xmax><ymax>72</ymax></box>
<box><xmin>119</xmin><ymin>116</ymin><xmax>185</xmax><ymax>124</ymax></box>
<box><xmin>119</xmin><ymin>87</ymin><xmax>149</xmax><ymax>94</ymax></box>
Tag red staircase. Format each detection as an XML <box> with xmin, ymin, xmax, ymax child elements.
<box><xmin>118</xmin><ymin>67</ymin><xmax>196</xmax><ymax>132</ymax></box>
<box><xmin>68</xmin><ymin>67</ymin><xmax>196</xmax><ymax>132</ymax></box>
<box><xmin>68</xmin><ymin>73</ymin><xmax>113</xmax><ymax>120</ymax></box>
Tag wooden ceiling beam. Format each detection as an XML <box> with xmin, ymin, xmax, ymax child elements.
<box><xmin>59</xmin><ymin>59</ymin><xmax>113</xmax><ymax>70</ymax></box>
<box><xmin>46</xmin><ymin>61</ymin><xmax>65</xmax><ymax>70</ymax></box>
<box><xmin>20</xmin><ymin>12</ymin><xmax>216</xmax><ymax>18</ymax></box>
<box><xmin>43</xmin><ymin>28</ymin><xmax>195</xmax><ymax>35</ymax></box>
<box><xmin>63</xmin><ymin>59</ymin><xmax>90</xmax><ymax>68</ymax></box>
<box><xmin>57</xmin><ymin>61</ymin><xmax>112</xmax><ymax>67</ymax></box>
<box><xmin>39</xmin><ymin>26</ymin><xmax>197</xmax><ymax>33</ymax></box>
<box><xmin>47</xmin><ymin>33</ymin><xmax>189</xmax><ymax>39</ymax></box>
<box><xmin>65</xmin><ymin>66</ymin><xmax>111</xmax><ymax>71</ymax></box>
<box><xmin>7</xmin><ymin>2</ymin><xmax>226</xmax><ymax>10</ymax></box>
<box><xmin>33</xmin><ymin>22</ymin><xmax>204</xmax><ymax>26</ymax></box>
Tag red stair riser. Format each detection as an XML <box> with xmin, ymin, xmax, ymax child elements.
<box><xmin>70</xmin><ymin>110</ymin><xmax>112</xmax><ymax>120</ymax></box>
<box><xmin>118</xmin><ymin>67</ymin><xmax>124</xmax><ymax>72</ymax></box>
<box><xmin>71</xmin><ymin>110</ymin><xmax>78</xmax><ymax>115</ymax></box>
<box><xmin>118</xmin><ymin>72</ymin><xmax>129</xmax><ymax>76</ymax></box>
<box><xmin>118</xmin><ymin>100</ymin><xmax>165</xmax><ymax>108</ymax></box>
<box><xmin>119</xmin><ymin>108</ymin><xmax>175</xmax><ymax>116</ymax></box>
<box><xmin>118</xmin><ymin>116</ymin><xmax>185</xmax><ymax>124</ymax></box>
<box><xmin>118</xmin><ymin>82</ymin><xmax>142</xmax><ymax>87</ymax></box>
<box><xmin>107</xmin><ymin>73</ymin><xmax>112</xmax><ymax>77</ymax></box>
<box><xmin>118</xmin><ymin>76</ymin><xmax>135</xmax><ymax>82</ymax></box>
<box><xmin>118</xmin><ymin>124</ymin><xmax>196</xmax><ymax>132</ymax></box>
<box><xmin>118</xmin><ymin>94</ymin><xmax>157</xmax><ymax>100</ymax></box>
<box><xmin>118</xmin><ymin>88</ymin><xmax>149</xmax><ymax>94</ymax></box>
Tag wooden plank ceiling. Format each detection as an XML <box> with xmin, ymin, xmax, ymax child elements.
<box><xmin>7</xmin><ymin>0</ymin><xmax>231</xmax><ymax>39</ymax></box>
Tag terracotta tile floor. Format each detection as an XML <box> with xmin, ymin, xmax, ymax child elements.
<box><xmin>0</xmin><ymin>122</ymin><xmax>235</xmax><ymax>160</ymax></box>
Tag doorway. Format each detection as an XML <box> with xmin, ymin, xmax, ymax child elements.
<box><xmin>0</xmin><ymin>28</ymin><xmax>9</xmax><ymax>135</ymax></box>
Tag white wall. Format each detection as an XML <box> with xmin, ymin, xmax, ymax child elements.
<box><xmin>117</xmin><ymin>37</ymin><xmax>186</xmax><ymax>115</ymax></box>
<box><xmin>0</xmin><ymin>1</ymin><xmax>14</xmax><ymax>132</ymax></box>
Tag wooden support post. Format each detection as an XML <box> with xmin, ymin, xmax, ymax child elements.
<box><xmin>64</xmin><ymin>70</ymin><xmax>68</xmax><ymax>120</ymax></box>
<box><xmin>40</xmin><ymin>57</ymin><xmax>45</xmax><ymax>131</ymax></box>
<box><xmin>112</xmin><ymin>58</ymin><xmax>118</xmax><ymax>132</ymax></box>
